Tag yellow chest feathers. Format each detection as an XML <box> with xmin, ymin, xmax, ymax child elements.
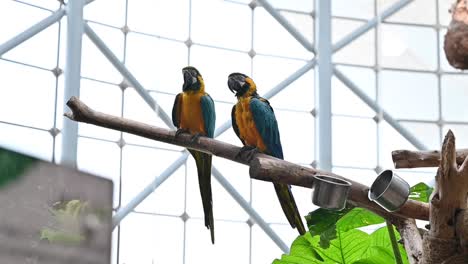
<box><xmin>235</xmin><ymin>97</ymin><xmax>267</xmax><ymax>151</ymax></box>
<box><xmin>180</xmin><ymin>92</ymin><xmax>206</xmax><ymax>134</ymax></box>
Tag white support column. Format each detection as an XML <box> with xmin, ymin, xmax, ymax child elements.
<box><xmin>314</xmin><ymin>0</ymin><xmax>332</xmax><ymax>171</ymax></box>
<box><xmin>61</xmin><ymin>0</ymin><xmax>85</xmax><ymax>167</ymax></box>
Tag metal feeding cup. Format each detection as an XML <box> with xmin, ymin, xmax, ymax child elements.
<box><xmin>312</xmin><ymin>175</ymin><xmax>352</xmax><ymax>210</ymax></box>
<box><xmin>369</xmin><ymin>170</ymin><xmax>410</xmax><ymax>212</ymax></box>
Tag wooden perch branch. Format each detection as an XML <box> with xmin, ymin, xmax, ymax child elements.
<box><xmin>393</xmin><ymin>218</ymin><xmax>423</xmax><ymax>264</ymax></box>
<box><xmin>392</xmin><ymin>149</ymin><xmax>468</xmax><ymax>169</ymax></box>
<box><xmin>65</xmin><ymin>96</ymin><xmax>429</xmax><ymax>221</ymax></box>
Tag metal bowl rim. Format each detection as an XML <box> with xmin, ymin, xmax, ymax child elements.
<box><xmin>369</xmin><ymin>170</ymin><xmax>410</xmax><ymax>203</ymax></box>
<box><xmin>313</xmin><ymin>175</ymin><xmax>352</xmax><ymax>187</ymax></box>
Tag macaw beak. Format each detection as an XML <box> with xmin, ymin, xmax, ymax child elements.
<box><xmin>183</xmin><ymin>70</ymin><xmax>198</xmax><ymax>91</ymax></box>
<box><xmin>227</xmin><ymin>76</ymin><xmax>245</xmax><ymax>95</ymax></box>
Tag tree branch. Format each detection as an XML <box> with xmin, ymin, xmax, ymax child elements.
<box><xmin>392</xmin><ymin>149</ymin><xmax>468</xmax><ymax>169</ymax></box>
<box><xmin>65</xmin><ymin>96</ymin><xmax>429</xmax><ymax>221</ymax></box>
<box><xmin>393</xmin><ymin>218</ymin><xmax>423</xmax><ymax>264</ymax></box>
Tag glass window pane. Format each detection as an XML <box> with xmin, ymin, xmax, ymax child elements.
<box><xmin>0</xmin><ymin>60</ymin><xmax>56</xmax><ymax>129</ymax></box>
<box><xmin>332</xmin><ymin>74</ymin><xmax>375</xmax><ymax>117</ymax></box>
<box><xmin>332</xmin><ymin>116</ymin><xmax>377</xmax><ymax>168</ymax></box>
<box><xmin>186</xmin><ymin>156</ymin><xmax>249</xmax><ymax>221</ymax></box>
<box><xmin>0</xmin><ymin>1</ymin><xmax>51</xmax><ymax>43</ymax></box>
<box><xmin>85</xmin><ymin>0</ymin><xmax>126</xmax><ymax>27</ymax></box>
<box><xmin>186</xmin><ymin>220</ymin><xmax>249</xmax><ymax>264</ymax></box>
<box><xmin>399</xmin><ymin>122</ymin><xmax>441</xmax><ymax>150</ymax></box>
<box><xmin>380</xmin><ymin>24</ymin><xmax>437</xmax><ymax>71</ymax></box>
<box><xmin>79</xmin><ymin>79</ymin><xmax>122</xmax><ymax>141</ymax></box>
<box><xmin>119</xmin><ymin>213</ymin><xmax>184</xmax><ymax>264</ymax></box>
<box><xmin>77</xmin><ymin>137</ymin><xmax>121</xmax><ymax>208</ymax></box>
<box><xmin>190</xmin><ymin>45</ymin><xmax>251</xmax><ymax>102</ymax></box>
<box><xmin>14</xmin><ymin>0</ymin><xmax>59</xmax><ymax>10</ymax></box>
<box><xmin>276</xmin><ymin>111</ymin><xmax>314</xmax><ymax>164</ymax></box>
<box><xmin>126</xmin><ymin>33</ymin><xmax>188</xmax><ymax>93</ymax></box>
<box><xmin>438</xmin><ymin>0</ymin><xmax>453</xmax><ymax>26</ymax></box>
<box><xmin>251</xmin><ymin>225</ymin><xmax>285</xmax><ymax>264</ymax></box>
<box><xmin>2</xmin><ymin>22</ymin><xmax>59</xmax><ymax>70</ymax></box>
<box><xmin>252</xmin><ymin>179</ymin><xmax>289</xmax><ymax>223</ymax></box>
<box><xmin>253</xmin><ymin>55</ymin><xmax>311</xmax><ymax>110</ymax></box>
<box><xmin>121</xmin><ymin>145</ymin><xmax>185</xmax><ymax>215</ymax></box>
<box><xmin>382</xmin><ymin>0</ymin><xmax>437</xmax><ymax>25</ymax></box>
<box><xmin>379</xmin><ymin>121</ymin><xmax>416</xmax><ymax>168</ymax></box>
<box><xmin>123</xmin><ymin>88</ymin><xmax>183</xmax><ymax>150</ymax></box>
<box><xmin>271</xmin><ymin>223</ymin><xmax>301</xmax><ymax>251</ymax></box>
<box><xmin>441</xmin><ymin>75</ymin><xmax>468</xmax><ymax>122</ymax></box>
<box><xmin>280</xmin><ymin>11</ymin><xmax>314</xmax><ymax>44</ymax></box>
<box><xmin>333</xmin><ymin>0</ymin><xmax>375</xmax><ymax>19</ymax></box>
<box><xmin>379</xmin><ymin>71</ymin><xmax>439</xmax><ymax>120</ymax></box>
<box><xmin>333</xmin><ymin>19</ymin><xmax>375</xmax><ymax>66</ymax></box>
<box><xmin>127</xmin><ymin>0</ymin><xmax>189</xmax><ymax>41</ymax></box>
<box><xmin>0</xmin><ymin>122</ymin><xmax>52</xmax><ymax>161</ymax></box>
<box><xmin>267</xmin><ymin>0</ymin><xmax>313</xmax><ymax>12</ymax></box>
<box><xmin>333</xmin><ymin>167</ymin><xmax>377</xmax><ymax>187</ymax></box>
<box><xmin>254</xmin><ymin>9</ymin><xmax>312</xmax><ymax>59</ymax></box>
<box><xmin>80</xmin><ymin>23</ymin><xmax>124</xmax><ymax>83</ymax></box>
<box><xmin>192</xmin><ymin>0</ymin><xmax>251</xmax><ymax>51</ymax></box>
<box><xmin>268</xmin><ymin>69</ymin><xmax>315</xmax><ymax>112</ymax></box>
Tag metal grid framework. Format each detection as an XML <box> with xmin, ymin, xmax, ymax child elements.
<box><xmin>0</xmin><ymin>0</ymin><xmax>466</xmax><ymax>263</ymax></box>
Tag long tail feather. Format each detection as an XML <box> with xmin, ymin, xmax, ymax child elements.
<box><xmin>274</xmin><ymin>183</ymin><xmax>306</xmax><ymax>235</ymax></box>
<box><xmin>189</xmin><ymin>149</ymin><xmax>215</xmax><ymax>243</ymax></box>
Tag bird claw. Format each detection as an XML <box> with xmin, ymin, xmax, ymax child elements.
<box><xmin>235</xmin><ymin>146</ymin><xmax>259</xmax><ymax>162</ymax></box>
<box><xmin>191</xmin><ymin>133</ymin><xmax>202</xmax><ymax>143</ymax></box>
<box><xmin>175</xmin><ymin>128</ymin><xmax>189</xmax><ymax>138</ymax></box>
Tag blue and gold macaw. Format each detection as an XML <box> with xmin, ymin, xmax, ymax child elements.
<box><xmin>228</xmin><ymin>72</ymin><xmax>306</xmax><ymax>235</ymax></box>
<box><xmin>172</xmin><ymin>66</ymin><xmax>216</xmax><ymax>243</ymax></box>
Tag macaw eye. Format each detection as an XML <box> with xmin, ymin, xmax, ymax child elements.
<box><xmin>189</xmin><ymin>69</ymin><xmax>198</xmax><ymax>77</ymax></box>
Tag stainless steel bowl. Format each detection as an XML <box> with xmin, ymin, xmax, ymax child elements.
<box><xmin>369</xmin><ymin>170</ymin><xmax>410</xmax><ymax>212</ymax></box>
<box><xmin>312</xmin><ymin>175</ymin><xmax>352</xmax><ymax>210</ymax></box>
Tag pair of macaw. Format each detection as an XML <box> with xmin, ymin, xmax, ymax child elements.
<box><xmin>172</xmin><ymin>66</ymin><xmax>305</xmax><ymax>244</ymax></box>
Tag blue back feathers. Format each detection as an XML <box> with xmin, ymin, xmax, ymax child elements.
<box><xmin>201</xmin><ymin>95</ymin><xmax>216</xmax><ymax>138</ymax></box>
<box><xmin>250</xmin><ymin>97</ymin><xmax>283</xmax><ymax>159</ymax></box>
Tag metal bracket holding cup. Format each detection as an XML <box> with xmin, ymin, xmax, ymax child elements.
<box><xmin>368</xmin><ymin>170</ymin><xmax>410</xmax><ymax>212</ymax></box>
<box><xmin>311</xmin><ymin>175</ymin><xmax>352</xmax><ymax>211</ymax></box>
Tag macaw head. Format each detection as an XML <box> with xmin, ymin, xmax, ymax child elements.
<box><xmin>182</xmin><ymin>66</ymin><xmax>204</xmax><ymax>92</ymax></box>
<box><xmin>227</xmin><ymin>72</ymin><xmax>256</xmax><ymax>98</ymax></box>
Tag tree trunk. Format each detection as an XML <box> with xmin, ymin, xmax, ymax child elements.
<box><xmin>422</xmin><ymin>130</ymin><xmax>468</xmax><ymax>264</ymax></box>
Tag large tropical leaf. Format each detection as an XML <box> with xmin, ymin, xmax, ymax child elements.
<box><xmin>306</xmin><ymin>207</ymin><xmax>384</xmax><ymax>248</ymax></box>
<box><xmin>409</xmin><ymin>182</ymin><xmax>433</xmax><ymax>203</ymax></box>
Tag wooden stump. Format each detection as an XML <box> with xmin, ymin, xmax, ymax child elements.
<box><xmin>422</xmin><ymin>130</ymin><xmax>468</xmax><ymax>264</ymax></box>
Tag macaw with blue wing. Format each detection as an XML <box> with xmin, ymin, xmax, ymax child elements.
<box><xmin>227</xmin><ymin>72</ymin><xmax>306</xmax><ymax>235</ymax></box>
<box><xmin>172</xmin><ymin>66</ymin><xmax>216</xmax><ymax>243</ymax></box>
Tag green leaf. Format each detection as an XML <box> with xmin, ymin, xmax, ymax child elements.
<box><xmin>272</xmin><ymin>255</ymin><xmax>326</xmax><ymax>264</ymax></box>
<box><xmin>275</xmin><ymin>227</ymin><xmax>410</xmax><ymax>264</ymax></box>
<box><xmin>306</xmin><ymin>205</ymin><xmax>353</xmax><ymax>248</ymax></box>
<box><xmin>306</xmin><ymin>207</ymin><xmax>384</xmax><ymax>248</ymax></box>
<box><xmin>337</xmin><ymin>208</ymin><xmax>385</xmax><ymax>232</ymax></box>
<box><xmin>409</xmin><ymin>182</ymin><xmax>433</xmax><ymax>203</ymax></box>
<box><xmin>272</xmin><ymin>235</ymin><xmax>327</xmax><ymax>264</ymax></box>
<box><xmin>0</xmin><ymin>147</ymin><xmax>36</xmax><ymax>188</ymax></box>
<box><xmin>311</xmin><ymin>229</ymin><xmax>371</xmax><ymax>264</ymax></box>
<box><xmin>352</xmin><ymin>246</ymin><xmax>396</xmax><ymax>264</ymax></box>
<box><xmin>368</xmin><ymin>227</ymin><xmax>408</xmax><ymax>264</ymax></box>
